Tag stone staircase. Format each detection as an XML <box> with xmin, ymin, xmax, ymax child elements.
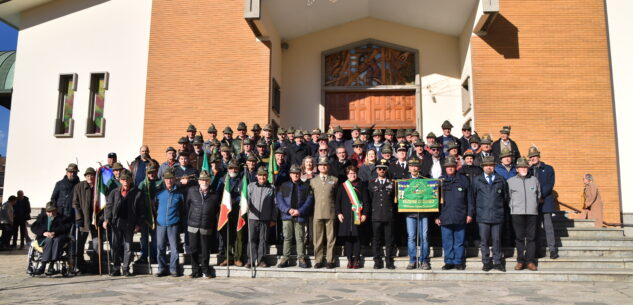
<box><xmin>124</xmin><ymin>213</ymin><xmax>633</xmax><ymax>282</ymax></box>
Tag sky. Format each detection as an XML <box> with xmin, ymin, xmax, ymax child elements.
<box><xmin>0</xmin><ymin>21</ymin><xmax>17</xmax><ymax>157</ymax></box>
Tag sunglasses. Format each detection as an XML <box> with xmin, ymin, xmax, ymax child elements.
<box><xmin>319</xmin><ymin>149</ymin><xmax>328</xmax><ymax>152</ymax></box>
<box><xmin>376</xmin><ymin>168</ymin><xmax>386</xmax><ymax>171</ymax></box>
<box><xmin>431</xmin><ymin>148</ymin><xmax>440</xmax><ymax>151</ymax></box>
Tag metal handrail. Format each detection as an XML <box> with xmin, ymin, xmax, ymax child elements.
<box><xmin>557</xmin><ymin>201</ymin><xmax>632</xmax><ymax>227</ymax></box>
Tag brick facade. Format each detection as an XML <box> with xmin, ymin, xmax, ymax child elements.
<box><xmin>143</xmin><ymin>0</ymin><xmax>271</xmax><ymax>155</ymax></box>
<box><xmin>471</xmin><ymin>0</ymin><xmax>620</xmax><ymax>223</ymax></box>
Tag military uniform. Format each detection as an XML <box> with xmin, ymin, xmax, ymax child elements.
<box><xmin>310</xmin><ymin>157</ymin><xmax>339</xmax><ymax>267</ymax></box>
<box><xmin>367</xmin><ymin>159</ymin><xmax>396</xmax><ymax>269</ymax></box>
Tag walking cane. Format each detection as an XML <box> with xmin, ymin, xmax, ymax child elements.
<box><xmin>97</xmin><ymin>226</ymin><xmax>102</xmax><ymax>275</ymax></box>
<box><xmin>247</xmin><ymin>220</ymin><xmax>255</xmax><ymax>278</ymax></box>
<box><xmin>416</xmin><ymin>213</ymin><xmax>420</xmax><ymax>269</ymax></box>
<box><xmin>226</xmin><ymin>217</ymin><xmax>230</xmax><ymax>278</ymax></box>
<box><xmin>147</xmin><ymin>228</ymin><xmax>153</xmax><ymax>275</ymax></box>
<box><xmin>105</xmin><ymin>225</ymin><xmax>111</xmax><ymax>275</ymax></box>
<box><xmin>74</xmin><ymin>224</ymin><xmax>80</xmax><ymax>274</ymax></box>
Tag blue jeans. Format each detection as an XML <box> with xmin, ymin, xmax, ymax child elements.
<box><xmin>441</xmin><ymin>224</ymin><xmax>466</xmax><ymax>264</ymax></box>
<box><xmin>156</xmin><ymin>225</ymin><xmax>179</xmax><ymax>274</ymax></box>
<box><xmin>406</xmin><ymin>214</ymin><xmax>429</xmax><ymax>263</ymax></box>
<box><xmin>139</xmin><ymin>224</ymin><xmax>156</xmax><ymax>261</ymax></box>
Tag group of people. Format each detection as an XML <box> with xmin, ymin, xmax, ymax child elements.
<box><xmin>0</xmin><ymin>191</ymin><xmax>31</xmax><ymax>250</ymax></box>
<box><xmin>15</xmin><ymin>119</ymin><xmax>606</xmax><ymax>278</ymax></box>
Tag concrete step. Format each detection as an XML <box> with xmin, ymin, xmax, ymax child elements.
<box><xmin>554</xmin><ymin>227</ymin><xmax>624</xmax><ymax>238</ymax></box>
<box><xmin>135</xmin><ymin>264</ymin><xmax>633</xmax><ymax>282</ymax></box>
<box><xmin>548</xmin><ymin>237</ymin><xmax>633</xmax><ymax>247</ymax></box>
<box><xmin>552</xmin><ymin>219</ymin><xmax>597</xmax><ymax>229</ymax></box>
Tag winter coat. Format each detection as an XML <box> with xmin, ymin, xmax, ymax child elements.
<box><xmin>72</xmin><ymin>181</ymin><xmax>95</xmax><ymax>232</ymax></box>
<box><xmin>530</xmin><ymin>162</ymin><xmax>555</xmax><ymax>213</ymax></box>
<box><xmin>186</xmin><ymin>187</ymin><xmax>220</xmax><ymax>230</ymax></box>
<box><xmin>155</xmin><ymin>186</ymin><xmax>185</xmax><ymax>227</ymax></box>
<box><xmin>335</xmin><ymin>180</ymin><xmax>369</xmax><ymax>237</ymax></box>
<box><xmin>492</xmin><ymin>138</ymin><xmax>521</xmax><ymax>161</ymax></box>
<box><xmin>421</xmin><ymin>156</ymin><xmax>446</xmax><ymax>179</ymax></box>
<box><xmin>287</xmin><ymin>142</ymin><xmax>313</xmax><ymax>166</ymax></box>
<box><xmin>472</xmin><ymin>173</ymin><xmax>509</xmax><ymax>224</ymax></box>
<box><xmin>105</xmin><ymin>186</ymin><xmax>144</xmax><ymax>229</ymax></box>
<box><xmin>329</xmin><ymin>159</ymin><xmax>355</xmax><ymax>182</ymax></box>
<box><xmin>358</xmin><ymin>163</ymin><xmax>377</xmax><ymax>182</ymax></box>
<box><xmin>310</xmin><ymin>175</ymin><xmax>339</xmax><ymax>220</ymax></box>
<box><xmin>51</xmin><ymin>175</ymin><xmax>79</xmax><ymax>219</ymax></box>
<box><xmin>13</xmin><ymin>196</ymin><xmax>31</xmax><ymax>223</ymax></box>
<box><xmin>247</xmin><ymin>181</ymin><xmax>277</xmax><ymax>221</ymax></box>
<box><xmin>507</xmin><ymin>175</ymin><xmax>541</xmax><ymax>215</ymax></box>
<box><xmin>31</xmin><ymin>210</ymin><xmax>71</xmax><ymax>242</ymax></box>
<box><xmin>582</xmin><ymin>182</ymin><xmax>604</xmax><ymax>227</ymax></box>
<box><xmin>388</xmin><ymin>160</ymin><xmax>410</xmax><ymax>180</ymax></box>
<box><xmin>130</xmin><ymin>155</ymin><xmax>159</xmax><ymax>186</ymax></box>
<box><xmin>276</xmin><ymin>180</ymin><xmax>314</xmax><ymax>222</ymax></box>
<box><xmin>495</xmin><ymin>164</ymin><xmax>517</xmax><ymax>180</ymax></box>
<box><xmin>458</xmin><ymin>164</ymin><xmax>483</xmax><ymax>185</ymax></box>
<box><xmin>439</xmin><ymin>174</ymin><xmax>475</xmax><ymax>225</ymax></box>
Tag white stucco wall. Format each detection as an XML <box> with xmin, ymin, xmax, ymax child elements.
<box><xmin>4</xmin><ymin>0</ymin><xmax>152</xmax><ymax>207</ymax></box>
<box><xmin>606</xmin><ymin>0</ymin><xmax>633</xmax><ymax>215</ymax></box>
<box><xmin>280</xmin><ymin>17</ymin><xmax>466</xmax><ymax>136</ymax></box>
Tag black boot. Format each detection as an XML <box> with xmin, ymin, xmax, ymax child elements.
<box><xmin>34</xmin><ymin>262</ymin><xmax>46</xmax><ymax>275</ymax></box>
<box><xmin>45</xmin><ymin>262</ymin><xmax>56</xmax><ymax>276</ymax></box>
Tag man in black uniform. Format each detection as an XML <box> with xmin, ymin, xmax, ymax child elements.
<box><xmin>367</xmin><ymin>159</ymin><xmax>396</xmax><ymax>269</ymax></box>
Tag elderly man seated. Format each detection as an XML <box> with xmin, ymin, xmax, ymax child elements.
<box><xmin>31</xmin><ymin>202</ymin><xmax>71</xmax><ymax>276</ymax></box>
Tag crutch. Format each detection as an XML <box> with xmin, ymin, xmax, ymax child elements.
<box><xmin>74</xmin><ymin>224</ymin><xmax>80</xmax><ymax>274</ymax></box>
<box><xmin>105</xmin><ymin>225</ymin><xmax>112</xmax><ymax>275</ymax></box>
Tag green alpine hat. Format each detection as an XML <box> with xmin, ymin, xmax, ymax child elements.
<box><xmin>462</xmin><ymin>122</ymin><xmax>472</xmax><ymax>131</ymax></box>
<box><xmin>289</xmin><ymin>164</ymin><xmax>301</xmax><ymax>174</ymax></box>
<box><xmin>318</xmin><ymin>134</ymin><xmax>328</xmax><ymax>141</ymax></box>
<box><xmin>528</xmin><ymin>146</ymin><xmax>540</xmax><ymax>158</ymax></box>
<box><xmin>447</xmin><ymin>141</ymin><xmax>460</xmax><ymax>151</ymax></box>
<box><xmin>246</xmin><ymin>155</ymin><xmax>258</xmax><ymax>162</ymax></box>
<box><xmin>372</xmin><ymin>129</ymin><xmax>383</xmax><ymax>137</ymax></box>
<box><xmin>408</xmin><ymin>158</ymin><xmax>421</xmax><ymax>167</ymax></box>
<box><xmin>396</xmin><ymin>142</ymin><xmax>408</xmax><ymax>152</ymax></box>
<box><xmin>275</xmin><ymin>148</ymin><xmax>286</xmax><ymax>155</ymax></box>
<box><xmin>381</xmin><ymin>145</ymin><xmax>393</xmax><ymax>154</ymax></box>
<box><xmin>198</xmin><ymin>170</ymin><xmax>212</xmax><ymax>181</ymax></box>
<box><xmin>263</xmin><ymin>124</ymin><xmax>273</xmax><ymax>131</ymax></box>
<box><xmin>443</xmin><ymin>156</ymin><xmax>458</xmax><ymax>168</ymax></box>
<box><xmin>287</xmin><ymin>127</ymin><xmax>296</xmax><ymax>134</ymax></box>
<box><xmin>178</xmin><ymin>137</ymin><xmax>188</xmax><ymax>144</ymax></box>
<box><xmin>278</xmin><ymin>127</ymin><xmax>286</xmax><ymax>134</ymax></box>
<box><xmin>223</xmin><ymin>126</ymin><xmax>234</xmax><ymax>134</ymax></box>
<box><xmin>470</xmin><ymin>134</ymin><xmax>481</xmax><ymax>144</ymax></box>
<box><xmin>426</xmin><ymin>132</ymin><xmax>437</xmax><ymax>139</ymax></box>
<box><xmin>353</xmin><ymin>139</ymin><xmax>365</xmax><ymax>147</ymax></box>
<box><xmin>516</xmin><ymin>157</ymin><xmax>530</xmax><ymax>168</ymax></box>
<box><xmin>405</xmin><ymin>129</ymin><xmax>413</xmax><ymax>136</ymax></box>
<box><xmin>413</xmin><ymin>139</ymin><xmax>425</xmax><ymax>147</ymax></box>
<box><xmin>84</xmin><ymin>167</ymin><xmax>96</xmax><ymax>176</ymax></box>
<box><xmin>294</xmin><ymin>130</ymin><xmax>304</xmax><ymax>138</ymax></box>
<box><xmin>163</xmin><ymin>168</ymin><xmax>175</xmax><ymax>179</ymax></box>
<box><xmin>257</xmin><ymin>166</ymin><xmax>268</xmax><ymax>176</ymax></box>
<box><xmin>112</xmin><ymin>162</ymin><xmax>124</xmax><ymax>171</ymax></box>
<box><xmin>237</xmin><ymin>122</ymin><xmax>247</xmax><ymax>131</ymax></box>
<box><xmin>396</xmin><ymin>129</ymin><xmax>405</xmax><ymax>138</ymax></box>
<box><xmin>384</xmin><ymin>128</ymin><xmax>394</xmax><ymax>136</ymax></box>
<box><xmin>187</xmin><ymin>124</ymin><xmax>197</xmax><ymax>133</ymax></box>
<box><xmin>499</xmin><ymin>148</ymin><xmax>513</xmax><ymax>159</ymax></box>
<box><xmin>207</xmin><ymin>124</ymin><xmax>217</xmax><ymax>134</ymax></box>
<box><xmin>243</xmin><ymin>138</ymin><xmax>252</xmax><ymax>146</ymax></box>
<box><xmin>480</xmin><ymin>134</ymin><xmax>493</xmax><ymax>145</ymax></box>
<box><xmin>193</xmin><ymin>135</ymin><xmax>204</xmax><ymax>145</ymax></box>
<box><xmin>317</xmin><ymin>156</ymin><xmax>330</xmax><ymax>166</ymax></box>
<box><xmin>500</xmin><ymin>125</ymin><xmax>511</xmax><ymax>134</ymax></box>
<box><xmin>119</xmin><ymin>170</ymin><xmax>132</xmax><ymax>181</ymax></box>
<box><xmin>166</xmin><ymin>146</ymin><xmax>177</xmax><ymax>153</ymax></box>
<box><xmin>147</xmin><ymin>162</ymin><xmax>158</xmax><ymax>173</ymax></box>
<box><xmin>46</xmin><ymin>201</ymin><xmax>57</xmax><ymax>212</ymax></box>
<box><xmin>251</xmin><ymin>123</ymin><xmax>262</xmax><ymax>132</ymax></box>
<box><xmin>256</xmin><ymin>139</ymin><xmax>267</xmax><ymax>147</ymax></box>
<box><xmin>411</xmin><ymin>130</ymin><xmax>420</xmax><ymax>137</ymax></box>
<box><xmin>311</xmin><ymin>128</ymin><xmax>322</xmax><ymax>135</ymax></box>
<box><xmin>220</xmin><ymin>144</ymin><xmax>231</xmax><ymax>152</ymax></box>
<box><xmin>65</xmin><ymin>163</ymin><xmax>79</xmax><ymax>172</ymax></box>
<box><xmin>481</xmin><ymin>156</ymin><xmax>496</xmax><ymax>167</ymax></box>
<box><xmin>351</xmin><ymin>125</ymin><xmax>360</xmax><ymax>131</ymax></box>
<box><xmin>462</xmin><ymin>150</ymin><xmax>475</xmax><ymax>159</ymax></box>
<box><xmin>360</xmin><ymin>128</ymin><xmax>370</xmax><ymax>135</ymax></box>
<box><xmin>228</xmin><ymin>160</ymin><xmax>240</xmax><ymax>169</ymax></box>
<box><xmin>441</xmin><ymin>120</ymin><xmax>453</xmax><ymax>129</ymax></box>
<box><xmin>333</xmin><ymin>126</ymin><xmax>344</xmax><ymax>133</ymax></box>
<box><xmin>429</xmin><ymin>142</ymin><xmax>442</xmax><ymax>150</ymax></box>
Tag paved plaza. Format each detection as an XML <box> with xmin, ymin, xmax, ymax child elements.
<box><xmin>0</xmin><ymin>248</ymin><xmax>631</xmax><ymax>305</ymax></box>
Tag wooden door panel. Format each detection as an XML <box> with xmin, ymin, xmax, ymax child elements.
<box><xmin>326</xmin><ymin>91</ymin><xmax>415</xmax><ymax>129</ymax></box>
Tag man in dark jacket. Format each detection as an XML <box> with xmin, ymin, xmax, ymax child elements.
<box><xmin>436</xmin><ymin>157</ymin><xmax>474</xmax><ymax>270</ymax></box>
<box><xmin>287</xmin><ymin>130</ymin><xmax>313</xmax><ymax>166</ymax></box>
<box><xmin>436</xmin><ymin>120</ymin><xmax>460</xmax><ymax>157</ymax></box>
<box><xmin>51</xmin><ymin>163</ymin><xmax>80</xmax><ymax>219</ymax></box>
<box><xmin>389</xmin><ymin>143</ymin><xmax>410</xmax><ymax>180</ymax></box>
<box><xmin>528</xmin><ymin>146</ymin><xmax>558</xmax><ymax>259</ymax></box>
<box><xmin>276</xmin><ymin>164</ymin><xmax>314</xmax><ymax>268</ymax></box>
<box><xmin>367</xmin><ymin>159</ymin><xmax>396</xmax><ymax>269</ymax></box>
<box><xmin>186</xmin><ymin>170</ymin><xmax>220</xmax><ymax>278</ymax></box>
<box><xmin>421</xmin><ymin>142</ymin><xmax>446</xmax><ymax>179</ymax></box>
<box><xmin>472</xmin><ymin>156</ymin><xmax>509</xmax><ymax>272</ymax></box>
<box><xmin>174</xmin><ymin>154</ymin><xmax>198</xmax><ymax>188</ymax></box>
<box><xmin>329</xmin><ymin>147</ymin><xmax>354</xmax><ymax>182</ymax></box>
<box><xmin>12</xmin><ymin>190</ymin><xmax>31</xmax><ymax>249</ymax></box>
<box><xmin>459</xmin><ymin>122</ymin><xmax>473</xmax><ymax>153</ymax></box>
<box><xmin>189</xmin><ymin>136</ymin><xmax>210</xmax><ymax>172</ymax></box>
<box><xmin>492</xmin><ymin>126</ymin><xmax>520</xmax><ymax>162</ymax></box>
<box><xmin>328</xmin><ymin>126</ymin><xmax>346</xmax><ymax>155</ymax></box>
<box><xmin>103</xmin><ymin>171</ymin><xmax>144</xmax><ymax>276</ymax></box>
<box><xmin>31</xmin><ymin>202</ymin><xmax>71</xmax><ymax>276</ymax></box>
<box><xmin>474</xmin><ymin>134</ymin><xmax>496</xmax><ymax>166</ymax></box>
<box><xmin>458</xmin><ymin>150</ymin><xmax>483</xmax><ymax>246</ymax></box>
<box><xmin>130</xmin><ymin>145</ymin><xmax>159</xmax><ymax>187</ymax></box>
<box><xmin>72</xmin><ymin>167</ymin><xmax>97</xmax><ymax>273</ymax></box>
<box><xmin>218</xmin><ymin>161</ymin><xmax>246</xmax><ymax>266</ymax></box>
<box><xmin>136</xmin><ymin>162</ymin><xmax>163</xmax><ymax>265</ymax></box>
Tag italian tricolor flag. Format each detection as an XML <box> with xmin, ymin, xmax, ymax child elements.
<box><xmin>93</xmin><ymin>166</ymin><xmax>113</xmax><ymax>225</ymax></box>
<box><xmin>343</xmin><ymin>180</ymin><xmax>363</xmax><ymax>225</ymax></box>
<box><xmin>237</xmin><ymin>173</ymin><xmax>249</xmax><ymax>231</ymax></box>
<box><xmin>217</xmin><ymin>174</ymin><xmax>232</xmax><ymax>230</ymax></box>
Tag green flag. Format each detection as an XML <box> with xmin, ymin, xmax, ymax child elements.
<box><xmin>202</xmin><ymin>151</ymin><xmax>210</xmax><ymax>173</ymax></box>
<box><xmin>268</xmin><ymin>144</ymin><xmax>278</xmax><ymax>184</ymax></box>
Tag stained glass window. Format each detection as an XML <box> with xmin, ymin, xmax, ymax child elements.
<box><xmin>325</xmin><ymin>43</ymin><xmax>415</xmax><ymax>87</ymax></box>
<box><xmin>56</xmin><ymin>74</ymin><xmax>76</xmax><ymax>135</ymax></box>
<box><xmin>87</xmin><ymin>73</ymin><xmax>108</xmax><ymax>135</ymax></box>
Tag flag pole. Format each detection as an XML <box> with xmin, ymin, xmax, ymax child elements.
<box><xmin>226</xmin><ymin>215</ymin><xmax>230</xmax><ymax>278</ymax></box>
<box><xmin>245</xmin><ymin>166</ymin><xmax>255</xmax><ymax>278</ymax></box>
<box><xmin>97</xmin><ymin>226</ymin><xmax>102</xmax><ymax>275</ymax></box>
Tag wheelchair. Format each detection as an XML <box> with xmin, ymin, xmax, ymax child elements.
<box><xmin>26</xmin><ymin>238</ymin><xmax>72</xmax><ymax>277</ymax></box>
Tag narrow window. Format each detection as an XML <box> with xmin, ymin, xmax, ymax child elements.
<box><xmin>86</xmin><ymin>72</ymin><xmax>108</xmax><ymax>136</ymax></box>
<box><xmin>54</xmin><ymin>74</ymin><xmax>77</xmax><ymax>136</ymax></box>
<box><xmin>272</xmin><ymin>78</ymin><xmax>280</xmax><ymax>115</ymax></box>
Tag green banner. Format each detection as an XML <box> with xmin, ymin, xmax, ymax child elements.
<box><xmin>396</xmin><ymin>179</ymin><xmax>440</xmax><ymax>212</ymax></box>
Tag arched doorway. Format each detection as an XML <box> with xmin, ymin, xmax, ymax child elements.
<box><xmin>322</xmin><ymin>39</ymin><xmax>419</xmax><ymax>130</ymax></box>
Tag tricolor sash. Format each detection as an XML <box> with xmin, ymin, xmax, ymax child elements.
<box><xmin>343</xmin><ymin>180</ymin><xmax>363</xmax><ymax>225</ymax></box>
